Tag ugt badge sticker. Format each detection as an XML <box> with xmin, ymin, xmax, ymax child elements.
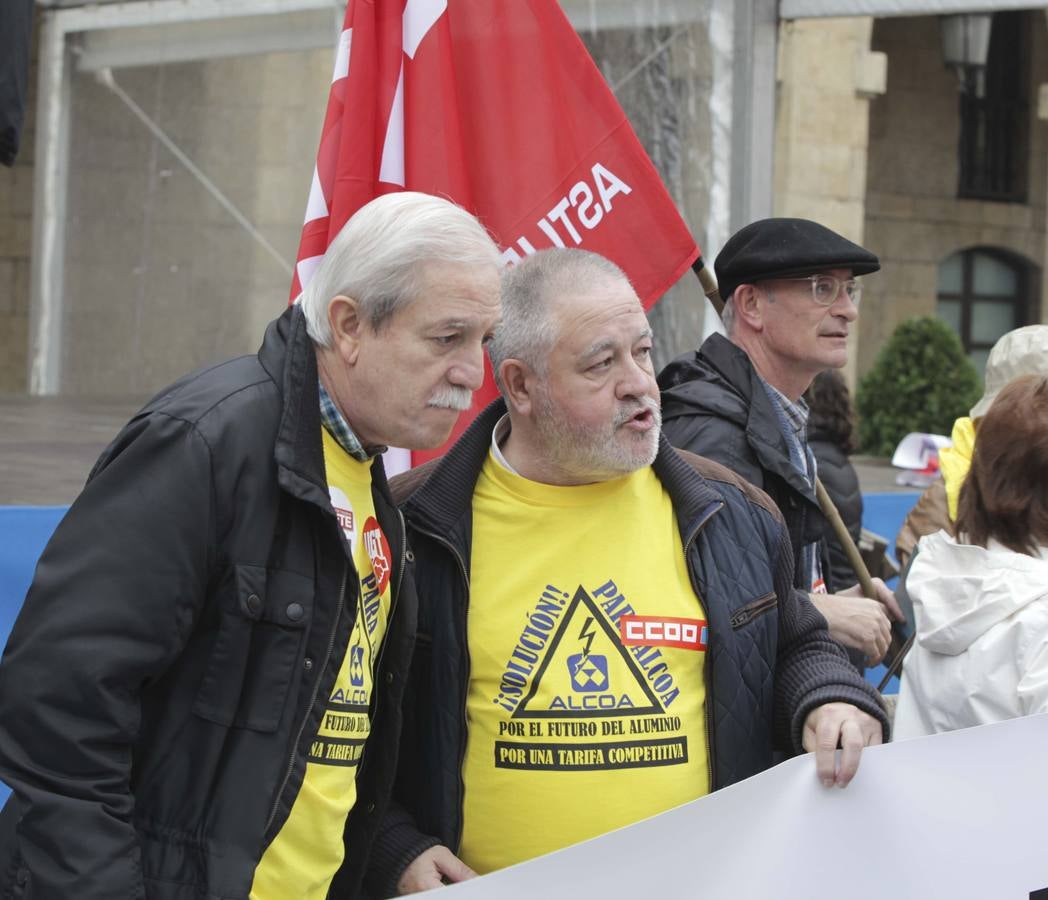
<box><xmin>362</xmin><ymin>517</ymin><xmax>392</xmax><ymax>593</ymax></box>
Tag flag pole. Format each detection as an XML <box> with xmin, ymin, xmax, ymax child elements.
<box><xmin>691</xmin><ymin>256</ymin><xmax>722</xmax><ymax>314</ymax></box>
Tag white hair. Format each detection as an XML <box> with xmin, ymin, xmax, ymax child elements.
<box><xmin>298</xmin><ymin>192</ymin><xmax>500</xmax><ymax>345</ymax></box>
<box><xmin>489</xmin><ymin>248</ymin><xmax>632</xmax><ymax>390</ymax></box>
<box><xmin>721</xmin><ymin>296</ymin><xmax>736</xmax><ymax>335</ymax></box>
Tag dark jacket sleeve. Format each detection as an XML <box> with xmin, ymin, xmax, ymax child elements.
<box><xmin>366</xmin><ymin>467</ymin><xmax>445</xmax><ymax>897</ymax></box>
<box><xmin>364</xmin><ymin>800</ymin><xmax>441</xmax><ymax>899</ymax></box>
<box><xmin>364</xmin><ymin>646</ymin><xmax>443</xmax><ymax>898</ymax></box>
<box><xmin>0</xmin><ymin>413</ymin><xmax>214</xmax><ymax>898</ymax></box>
<box><xmin>767</xmin><ymin>520</ymin><xmax>889</xmax><ymax>751</ymax></box>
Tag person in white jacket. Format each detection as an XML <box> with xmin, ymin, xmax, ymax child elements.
<box><xmin>894</xmin><ymin>373</ymin><xmax>1048</xmax><ymax>740</ymax></box>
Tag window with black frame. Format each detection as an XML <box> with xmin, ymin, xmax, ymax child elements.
<box><xmin>957</xmin><ymin>11</ymin><xmax>1028</xmax><ymax>202</ymax></box>
<box><xmin>937</xmin><ymin>248</ymin><xmax>1029</xmax><ymax>377</ymax></box>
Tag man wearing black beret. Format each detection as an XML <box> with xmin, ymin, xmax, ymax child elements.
<box><xmin>657</xmin><ymin>218</ymin><xmax>904</xmax><ymax>669</ymax></box>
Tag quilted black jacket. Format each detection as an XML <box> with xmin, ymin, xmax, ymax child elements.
<box><xmin>363</xmin><ymin>400</ymin><xmax>887</xmax><ymax>897</ymax></box>
<box><xmin>0</xmin><ymin>306</ymin><xmax>416</xmax><ymax>899</ymax></box>
<box><xmin>658</xmin><ymin>333</ymin><xmax>838</xmax><ymax>591</ymax></box>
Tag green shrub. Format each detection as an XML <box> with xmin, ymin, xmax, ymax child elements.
<box><xmin>856</xmin><ymin>317</ymin><xmax>981</xmax><ymax>457</ymax></box>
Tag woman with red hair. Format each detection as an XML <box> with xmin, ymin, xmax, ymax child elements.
<box><xmin>894</xmin><ymin>374</ymin><xmax>1048</xmax><ymax>739</ymax></box>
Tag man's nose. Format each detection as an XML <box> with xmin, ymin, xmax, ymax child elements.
<box><xmin>617</xmin><ymin>355</ymin><xmax>657</xmax><ymax>401</ymax></box>
<box><xmin>448</xmin><ymin>341</ymin><xmax>487</xmax><ymax>391</ymax></box>
<box><xmin>831</xmin><ymin>290</ymin><xmax>859</xmax><ymax>322</ymax></box>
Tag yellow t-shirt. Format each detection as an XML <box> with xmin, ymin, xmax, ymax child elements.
<box><xmin>250</xmin><ymin>430</ymin><xmax>393</xmax><ymax>900</ymax></box>
<box><xmin>458</xmin><ymin>453</ymin><xmax>710</xmax><ymax>874</ymax></box>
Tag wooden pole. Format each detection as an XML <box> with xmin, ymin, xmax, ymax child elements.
<box><xmin>814</xmin><ymin>478</ymin><xmax>877</xmax><ymax>598</ymax></box>
<box><xmin>691</xmin><ymin>256</ymin><xmax>723</xmax><ymax>315</ymax></box>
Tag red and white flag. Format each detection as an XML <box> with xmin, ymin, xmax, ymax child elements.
<box><xmin>293</xmin><ymin>0</ymin><xmax>700</xmax><ymax>466</ymax></box>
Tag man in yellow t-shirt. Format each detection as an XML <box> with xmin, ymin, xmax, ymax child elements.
<box><xmin>369</xmin><ymin>248</ymin><xmax>889</xmax><ymax>895</ymax></box>
<box><xmin>245</xmin><ymin>191</ymin><xmax>500</xmax><ymax>900</ymax></box>
<box><xmin>0</xmin><ymin>193</ymin><xmax>502</xmax><ymax>899</ymax></box>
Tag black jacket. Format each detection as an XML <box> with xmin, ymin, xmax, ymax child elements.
<box><xmin>0</xmin><ymin>306</ymin><xmax>416</xmax><ymax>899</ymax></box>
<box><xmin>807</xmin><ymin>431</ymin><xmax>863</xmax><ymax>591</ymax></box>
<box><xmin>658</xmin><ymin>333</ymin><xmax>836</xmax><ymax>592</ymax></box>
<box><xmin>365</xmin><ymin>401</ymin><xmax>887</xmax><ymax>896</ymax></box>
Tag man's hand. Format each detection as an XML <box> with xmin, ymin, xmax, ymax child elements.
<box><xmin>809</xmin><ymin>578</ymin><xmax>904</xmax><ymax>665</ymax></box>
<box><xmin>841</xmin><ymin>577</ymin><xmax>906</xmax><ymax>624</ymax></box>
<box><xmin>397</xmin><ymin>845</ymin><xmax>476</xmax><ymax>894</ymax></box>
<box><xmin>808</xmin><ymin>592</ymin><xmax>891</xmax><ymax>664</ymax></box>
<box><xmin>802</xmin><ymin>702</ymin><xmax>883</xmax><ymax>788</ymax></box>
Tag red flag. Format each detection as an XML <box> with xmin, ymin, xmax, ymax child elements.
<box><xmin>293</xmin><ymin>0</ymin><xmax>700</xmax><ymax>467</ymax></box>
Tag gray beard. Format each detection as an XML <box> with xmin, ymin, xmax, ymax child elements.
<box><xmin>534</xmin><ymin>393</ymin><xmax>661</xmax><ymax>480</ymax></box>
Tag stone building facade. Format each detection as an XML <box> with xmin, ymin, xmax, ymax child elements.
<box><xmin>863</xmin><ymin>11</ymin><xmax>1047</xmax><ymax>377</ymax></box>
<box><xmin>2</xmin><ymin>1</ymin><xmax>736</xmax><ymax>395</ymax></box>
<box><xmin>775</xmin><ymin>6</ymin><xmax>1047</xmax><ymax>382</ymax></box>
<box><xmin>4</xmin><ymin>2</ymin><xmax>1046</xmax><ymax>395</ymax></box>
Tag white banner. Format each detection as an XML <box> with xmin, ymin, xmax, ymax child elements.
<box><xmin>445</xmin><ymin>713</ymin><xmax>1048</xmax><ymax>899</ymax></box>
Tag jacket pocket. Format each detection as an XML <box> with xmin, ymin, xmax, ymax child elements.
<box><xmin>729</xmin><ymin>591</ymin><xmax>777</xmax><ymax>629</ymax></box>
<box><xmin>192</xmin><ymin>565</ymin><xmax>312</xmax><ymax>732</ymax></box>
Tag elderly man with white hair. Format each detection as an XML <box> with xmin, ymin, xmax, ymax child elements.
<box><xmin>367</xmin><ymin>247</ymin><xmax>888</xmax><ymax>897</ymax></box>
<box><xmin>0</xmin><ymin>192</ymin><xmax>501</xmax><ymax>900</ymax></box>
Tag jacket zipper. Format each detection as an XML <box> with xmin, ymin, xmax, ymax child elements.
<box><xmin>410</xmin><ymin>522</ymin><xmax>471</xmax><ymax>851</ymax></box>
<box><xmin>729</xmin><ymin>592</ymin><xmax>777</xmax><ymax>628</ymax></box>
<box><xmin>682</xmin><ymin>500</ymin><xmax>724</xmax><ymax>796</ymax></box>
<box><xmin>265</xmin><ymin>561</ymin><xmax>349</xmax><ymax>835</ymax></box>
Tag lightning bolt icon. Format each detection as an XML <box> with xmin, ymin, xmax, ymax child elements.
<box><xmin>578</xmin><ymin>616</ymin><xmax>596</xmax><ymax>657</ymax></box>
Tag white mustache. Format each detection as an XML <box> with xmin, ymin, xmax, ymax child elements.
<box><xmin>614</xmin><ymin>396</ymin><xmax>661</xmax><ymax>428</ymax></box>
<box><xmin>428</xmin><ymin>385</ymin><xmax>473</xmax><ymax>412</ymax></box>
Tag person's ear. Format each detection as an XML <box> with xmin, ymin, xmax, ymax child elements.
<box><xmin>327</xmin><ymin>295</ymin><xmax>365</xmax><ymax>365</ymax></box>
<box><xmin>733</xmin><ymin>283</ymin><xmax>765</xmax><ymax>331</ymax></box>
<box><xmin>499</xmin><ymin>359</ymin><xmax>537</xmax><ymax>416</ymax></box>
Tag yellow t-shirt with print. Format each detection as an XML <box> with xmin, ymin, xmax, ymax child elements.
<box><xmin>250</xmin><ymin>429</ymin><xmax>393</xmax><ymax>900</ymax></box>
<box><xmin>458</xmin><ymin>452</ymin><xmax>710</xmax><ymax>874</ymax></box>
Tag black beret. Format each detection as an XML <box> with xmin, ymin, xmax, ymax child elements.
<box><xmin>714</xmin><ymin>218</ymin><xmax>880</xmax><ymax>304</ymax></box>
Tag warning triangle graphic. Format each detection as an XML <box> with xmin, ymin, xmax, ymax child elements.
<box><xmin>513</xmin><ymin>586</ymin><xmax>663</xmax><ymax>719</ymax></box>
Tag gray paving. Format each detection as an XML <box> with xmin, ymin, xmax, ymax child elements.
<box><xmin>1</xmin><ymin>394</ymin><xmax>919</xmax><ymax>507</ymax></box>
<box><xmin>0</xmin><ymin>395</ymin><xmax>145</xmax><ymax>505</ymax></box>
<box><xmin>849</xmin><ymin>455</ymin><xmax>916</xmax><ymax>495</ymax></box>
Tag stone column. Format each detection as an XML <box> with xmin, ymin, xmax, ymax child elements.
<box><xmin>773</xmin><ymin>15</ymin><xmax>885</xmax><ymax>390</ymax></box>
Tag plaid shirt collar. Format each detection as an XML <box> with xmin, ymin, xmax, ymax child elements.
<box><xmin>318</xmin><ymin>382</ymin><xmax>385</xmax><ymax>461</ymax></box>
<box><xmin>762</xmin><ymin>380</ymin><xmax>810</xmax><ymax>445</ymax></box>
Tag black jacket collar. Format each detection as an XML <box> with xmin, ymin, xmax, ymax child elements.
<box><xmin>662</xmin><ymin>333</ymin><xmax>818</xmax><ymax>504</ymax></box>
<box><xmin>259</xmin><ymin>305</ymin><xmax>327</xmax><ymax>506</ymax></box>
<box><xmin>258</xmin><ymin>305</ymin><xmax>391</xmax><ymax>511</ymax></box>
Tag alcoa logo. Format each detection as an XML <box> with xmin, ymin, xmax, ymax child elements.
<box><xmin>619</xmin><ymin>615</ymin><xmax>708</xmax><ymax>651</ymax></box>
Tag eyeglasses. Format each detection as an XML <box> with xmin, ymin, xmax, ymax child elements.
<box><xmin>773</xmin><ymin>275</ymin><xmax>862</xmax><ymax>308</ymax></box>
